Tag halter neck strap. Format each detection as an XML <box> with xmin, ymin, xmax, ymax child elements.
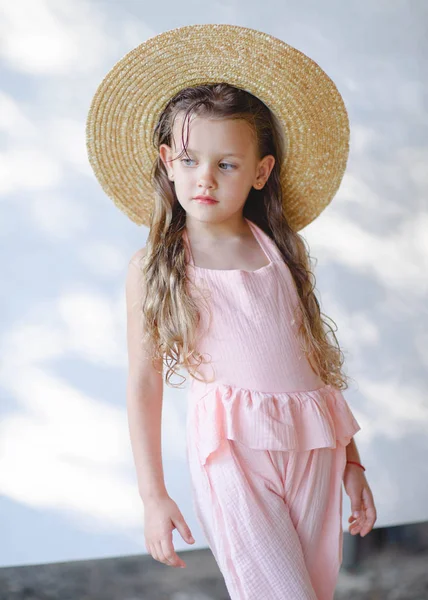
<box><xmin>245</xmin><ymin>218</ymin><xmax>281</xmax><ymax>264</ymax></box>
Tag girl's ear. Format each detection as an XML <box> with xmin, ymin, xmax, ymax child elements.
<box><xmin>256</xmin><ymin>154</ymin><xmax>275</xmax><ymax>184</ymax></box>
<box><xmin>159</xmin><ymin>144</ymin><xmax>173</xmax><ymax>176</ymax></box>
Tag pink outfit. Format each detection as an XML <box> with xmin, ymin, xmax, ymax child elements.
<box><xmin>183</xmin><ymin>218</ymin><xmax>361</xmax><ymax>600</ymax></box>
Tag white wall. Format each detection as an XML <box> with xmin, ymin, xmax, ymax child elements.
<box><xmin>1</xmin><ymin>0</ymin><xmax>427</xmax><ymax>568</ymax></box>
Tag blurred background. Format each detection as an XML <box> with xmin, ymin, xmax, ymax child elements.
<box><xmin>1</xmin><ymin>0</ymin><xmax>427</xmax><ymax>598</ymax></box>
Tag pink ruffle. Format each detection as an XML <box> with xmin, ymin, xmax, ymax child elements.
<box><xmin>190</xmin><ymin>383</ymin><xmax>361</xmax><ymax>465</ymax></box>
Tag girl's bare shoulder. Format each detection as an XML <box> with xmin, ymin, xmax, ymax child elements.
<box><xmin>128</xmin><ymin>246</ymin><xmax>147</xmax><ymax>269</ymax></box>
<box><xmin>126</xmin><ymin>247</ymin><xmax>147</xmax><ymax>305</ymax></box>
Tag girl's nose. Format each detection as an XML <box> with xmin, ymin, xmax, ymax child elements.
<box><xmin>197</xmin><ymin>165</ymin><xmax>217</xmax><ymax>188</ymax></box>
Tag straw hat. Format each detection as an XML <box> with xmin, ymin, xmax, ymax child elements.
<box><xmin>86</xmin><ymin>24</ymin><xmax>350</xmax><ymax>232</ymax></box>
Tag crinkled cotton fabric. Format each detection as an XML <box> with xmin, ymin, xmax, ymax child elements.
<box><xmin>183</xmin><ymin>218</ymin><xmax>361</xmax><ymax>600</ymax></box>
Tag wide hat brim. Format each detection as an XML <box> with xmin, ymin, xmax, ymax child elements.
<box><xmin>86</xmin><ymin>24</ymin><xmax>350</xmax><ymax>232</ymax></box>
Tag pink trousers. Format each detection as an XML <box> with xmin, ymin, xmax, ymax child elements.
<box><xmin>187</xmin><ymin>434</ymin><xmax>347</xmax><ymax>600</ymax></box>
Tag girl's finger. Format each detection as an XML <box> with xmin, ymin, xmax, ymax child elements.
<box><xmin>160</xmin><ymin>537</ymin><xmax>184</xmax><ymax>568</ymax></box>
<box><xmin>362</xmin><ymin>489</ymin><xmax>377</xmax><ymax>521</ymax></box>
<box><xmin>348</xmin><ymin>519</ymin><xmax>359</xmax><ymax>530</ymax></box>
<box><xmin>360</xmin><ymin>489</ymin><xmax>377</xmax><ymax>534</ymax></box>
<box><xmin>349</xmin><ymin>508</ymin><xmax>365</xmax><ymax>533</ymax></box>
<box><xmin>349</xmin><ymin>512</ymin><xmax>362</xmax><ymax>525</ymax></box>
<box><xmin>154</xmin><ymin>540</ymin><xmax>169</xmax><ymax>566</ymax></box>
<box><xmin>360</xmin><ymin>512</ymin><xmax>376</xmax><ymax>536</ymax></box>
<box><xmin>352</xmin><ymin>508</ymin><xmax>371</xmax><ymax>537</ymax></box>
<box><xmin>148</xmin><ymin>541</ymin><xmax>160</xmax><ymax>562</ymax></box>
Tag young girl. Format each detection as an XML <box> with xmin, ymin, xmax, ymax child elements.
<box><xmin>86</xmin><ymin>24</ymin><xmax>377</xmax><ymax>600</ymax></box>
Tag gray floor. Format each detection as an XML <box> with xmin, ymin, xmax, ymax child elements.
<box><xmin>1</xmin><ymin>527</ymin><xmax>428</xmax><ymax>599</ymax></box>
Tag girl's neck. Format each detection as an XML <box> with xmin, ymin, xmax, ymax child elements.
<box><xmin>185</xmin><ymin>216</ymin><xmax>251</xmax><ymax>243</ymax></box>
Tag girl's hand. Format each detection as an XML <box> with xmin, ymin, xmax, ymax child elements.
<box><xmin>144</xmin><ymin>494</ymin><xmax>195</xmax><ymax>568</ymax></box>
<box><xmin>343</xmin><ymin>463</ymin><xmax>377</xmax><ymax>537</ymax></box>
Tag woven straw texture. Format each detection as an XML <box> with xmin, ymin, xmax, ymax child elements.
<box><xmin>86</xmin><ymin>24</ymin><xmax>350</xmax><ymax>231</ymax></box>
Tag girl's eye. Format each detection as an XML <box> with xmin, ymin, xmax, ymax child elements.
<box><xmin>180</xmin><ymin>158</ymin><xmax>236</xmax><ymax>170</ymax></box>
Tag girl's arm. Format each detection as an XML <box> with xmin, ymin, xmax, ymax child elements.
<box><xmin>125</xmin><ymin>249</ymin><xmax>167</xmax><ymax>503</ymax></box>
<box><xmin>344</xmin><ymin>436</ymin><xmax>378</xmax><ymax>537</ymax></box>
<box><xmin>125</xmin><ymin>249</ymin><xmax>195</xmax><ymax>569</ymax></box>
<box><xmin>345</xmin><ymin>437</ymin><xmax>362</xmax><ymax>464</ymax></box>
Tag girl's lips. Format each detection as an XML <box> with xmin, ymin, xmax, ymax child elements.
<box><xmin>194</xmin><ymin>197</ymin><xmax>218</xmax><ymax>204</ymax></box>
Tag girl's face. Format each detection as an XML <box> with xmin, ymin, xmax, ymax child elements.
<box><xmin>159</xmin><ymin>113</ymin><xmax>274</xmax><ymax>225</ymax></box>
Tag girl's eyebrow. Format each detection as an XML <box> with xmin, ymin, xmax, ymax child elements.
<box><xmin>184</xmin><ymin>148</ymin><xmax>245</xmax><ymax>158</ymax></box>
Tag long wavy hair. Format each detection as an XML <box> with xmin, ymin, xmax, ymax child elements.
<box><xmin>136</xmin><ymin>82</ymin><xmax>353</xmax><ymax>391</ymax></box>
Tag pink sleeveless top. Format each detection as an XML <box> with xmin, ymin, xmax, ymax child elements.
<box><xmin>183</xmin><ymin>217</ymin><xmax>361</xmax><ymax>465</ymax></box>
